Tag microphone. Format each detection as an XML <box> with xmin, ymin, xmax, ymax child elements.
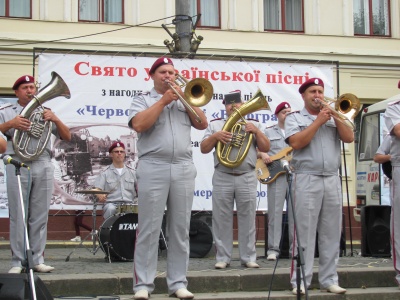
<box><xmin>281</xmin><ymin>159</ymin><xmax>291</xmax><ymax>175</ymax></box>
<box><xmin>2</xmin><ymin>155</ymin><xmax>30</xmax><ymax>169</ymax></box>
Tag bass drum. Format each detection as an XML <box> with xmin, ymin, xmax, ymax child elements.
<box><xmin>99</xmin><ymin>213</ymin><xmax>138</xmax><ymax>261</ymax></box>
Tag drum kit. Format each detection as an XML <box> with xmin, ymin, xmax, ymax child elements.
<box><xmin>65</xmin><ymin>189</ymin><xmax>140</xmax><ymax>263</ymax></box>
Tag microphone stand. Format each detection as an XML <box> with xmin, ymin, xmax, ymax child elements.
<box><xmin>285</xmin><ymin>170</ymin><xmax>309</xmax><ymax>300</ymax></box>
<box><xmin>14</xmin><ymin>165</ymin><xmax>37</xmax><ymax>300</ymax></box>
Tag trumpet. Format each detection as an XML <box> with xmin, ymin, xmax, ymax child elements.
<box><xmin>314</xmin><ymin>93</ymin><xmax>361</xmax><ymax>129</ymax></box>
<box><xmin>166</xmin><ymin>73</ymin><xmax>213</xmax><ymax>123</ymax></box>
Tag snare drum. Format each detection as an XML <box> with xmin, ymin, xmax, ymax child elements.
<box><xmin>99</xmin><ymin>213</ymin><xmax>138</xmax><ymax>261</ymax></box>
<box><xmin>116</xmin><ymin>203</ymin><xmax>138</xmax><ymax>214</ymax></box>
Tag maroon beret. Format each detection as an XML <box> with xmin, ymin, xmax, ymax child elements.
<box><xmin>12</xmin><ymin>75</ymin><xmax>35</xmax><ymax>90</ymax></box>
<box><xmin>222</xmin><ymin>90</ymin><xmax>242</xmax><ymax>104</ymax></box>
<box><xmin>274</xmin><ymin>102</ymin><xmax>291</xmax><ymax>115</ymax></box>
<box><xmin>298</xmin><ymin>78</ymin><xmax>324</xmax><ymax>94</ymax></box>
<box><xmin>149</xmin><ymin>57</ymin><xmax>174</xmax><ymax>74</ymax></box>
<box><xmin>109</xmin><ymin>141</ymin><xmax>125</xmax><ymax>153</ymax></box>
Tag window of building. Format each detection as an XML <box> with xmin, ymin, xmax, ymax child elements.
<box><xmin>0</xmin><ymin>0</ymin><xmax>31</xmax><ymax>18</ymax></box>
<box><xmin>190</xmin><ymin>0</ymin><xmax>220</xmax><ymax>28</ymax></box>
<box><xmin>264</xmin><ymin>0</ymin><xmax>304</xmax><ymax>32</ymax></box>
<box><xmin>354</xmin><ymin>0</ymin><xmax>390</xmax><ymax>36</ymax></box>
<box><xmin>79</xmin><ymin>0</ymin><xmax>123</xmax><ymax>23</ymax></box>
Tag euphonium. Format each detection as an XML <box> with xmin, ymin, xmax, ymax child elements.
<box><xmin>12</xmin><ymin>71</ymin><xmax>71</xmax><ymax>161</ymax></box>
<box><xmin>216</xmin><ymin>89</ymin><xmax>271</xmax><ymax>168</ymax></box>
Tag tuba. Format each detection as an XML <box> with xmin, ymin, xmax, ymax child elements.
<box><xmin>216</xmin><ymin>89</ymin><xmax>271</xmax><ymax>168</ymax></box>
<box><xmin>12</xmin><ymin>71</ymin><xmax>71</xmax><ymax>161</ymax></box>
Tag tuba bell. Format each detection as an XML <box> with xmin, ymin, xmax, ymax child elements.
<box><xmin>216</xmin><ymin>89</ymin><xmax>271</xmax><ymax>168</ymax></box>
<box><xmin>12</xmin><ymin>71</ymin><xmax>71</xmax><ymax>161</ymax></box>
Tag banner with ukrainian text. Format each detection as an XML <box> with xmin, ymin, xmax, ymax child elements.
<box><xmin>29</xmin><ymin>53</ymin><xmax>333</xmax><ymax>213</ymax></box>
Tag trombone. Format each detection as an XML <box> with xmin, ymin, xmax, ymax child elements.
<box><xmin>314</xmin><ymin>93</ymin><xmax>361</xmax><ymax>129</ymax></box>
<box><xmin>165</xmin><ymin>73</ymin><xmax>213</xmax><ymax>123</ymax></box>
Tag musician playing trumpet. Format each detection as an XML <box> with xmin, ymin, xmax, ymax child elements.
<box><xmin>0</xmin><ymin>75</ymin><xmax>71</xmax><ymax>274</ymax></box>
<box><xmin>285</xmin><ymin>78</ymin><xmax>353</xmax><ymax>295</ymax></box>
<box><xmin>200</xmin><ymin>90</ymin><xmax>270</xmax><ymax>270</ymax></box>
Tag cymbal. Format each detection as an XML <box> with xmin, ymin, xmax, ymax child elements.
<box><xmin>75</xmin><ymin>189</ymin><xmax>110</xmax><ymax>195</ymax></box>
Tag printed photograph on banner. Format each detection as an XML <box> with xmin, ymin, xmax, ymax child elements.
<box><xmin>50</xmin><ymin>125</ymin><xmax>137</xmax><ymax>211</ymax></box>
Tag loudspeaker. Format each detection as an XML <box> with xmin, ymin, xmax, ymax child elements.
<box><xmin>0</xmin><ymin>273</ymin><xmax>53</xmax><ymax>300</ymax></box>
<box><xmin>189</xmin><ymin>218</ymin><xmax>213</xmax><ymax>258</ymax></box>
<box><xmin>361</xmin><ymin>205</ymin><xmax>391</xmax><ymax>257</ymax></box>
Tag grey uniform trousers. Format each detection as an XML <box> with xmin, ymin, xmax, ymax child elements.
<box><xmin>7</xmin><ymin>157</ymin><xmax>54</xmax><ymax>268</ymax></box>
<box><xmin>212</xmin><ymin>170</ymin><xmax>257</xmax><ymax>264</ymax></box>
<box><xmin>290</xmin><ymin>173</ymin><xmax>342</xmax><ymax>289</ymax></box>
<box><xmin>391</xmin><ymin>167</ymin><xmax>400</xmax><ymax>285</ymax></box>
<box><xmin>133</xmin><ymin>160</ymin><xmax>196</xmax><ymax>295</ymax></box>
<box><xmin>267</xmin><ymin>175</ymin><xmax>289</xmax><ymax>256</ymax></box>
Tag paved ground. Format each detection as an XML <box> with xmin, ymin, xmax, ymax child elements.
<box><xmin>0</xmin><ymin>240</ymin><xmax>392</xmax><ymax>267</ymax></box>
<box><xmin>0</xmin><ymin>240</ymin><xmax>392</xmax><ymax>275</ymax></box>
<box><xmin>0</xmin><ymin>240</ymin><xmax>397</xmax><ymax>299</ymax></box>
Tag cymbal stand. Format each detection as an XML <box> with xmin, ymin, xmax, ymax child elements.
<box><xmin>65</xmin><ymin>196</ymin><xmax>101</xmax><ymax>261</ymax></box>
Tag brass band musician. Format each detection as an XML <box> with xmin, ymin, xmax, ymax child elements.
<box><xmin>0</xmin><ymin>75</ymin><xmax>71</xmax><ymax>274</ymax></box>
<box><xmin>200</xmin><ymin>90</ymin><xmax>270</xmax><ymax>269</ymax></box>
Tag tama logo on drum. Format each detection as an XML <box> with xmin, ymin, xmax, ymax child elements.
<box><xmin>118</xmin><ymin>223</ymin><xmax>138</xmax><ymax>230</ymax></box>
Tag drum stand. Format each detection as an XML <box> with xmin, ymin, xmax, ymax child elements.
<box><xmin>65</xmin><ymin>198</ymin><xmax>101</xmax><ymax>262</ymax></box>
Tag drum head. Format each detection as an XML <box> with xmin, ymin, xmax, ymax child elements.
<box><xmin>99</xmin><ymin>213</ymin><xmax>138</xmax><ymax>261</ymax></box>
<box><xmin>189</xmin><ymin>219</ymin><xmax>213</xmax><ymax>258</ymax></box>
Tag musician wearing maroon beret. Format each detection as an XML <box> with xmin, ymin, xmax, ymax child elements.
<box><xmin>0</xmin><ymin>74</ymin><xmax>71</xmax><ymax>274</ymax></box>
<box><xmin>285</xmin><ymin>77</ymin><xmax>353</xmax><ymax>295</ymax></box>
<box><xmin>298</xmin><ymin>77</ymin><xmax>325</xmax><ymax>94</ymax></box>
<box><xmin>128</xmin><ymin>57</ymin><xmax>208</xmax><ymax>300</ymax></box>
<box><xmin>12</xmin><ymin>75</ymin><xmax>35</xmax><ymax>90</ymax></box>
<box><xmin>94</xmin><ymin>141</ymin><xmax>137</xmax><ymax>223</ymax></box>
<box><xmin>259</xmin><ymin>101</ymin><xmax>292</xmax><ymax>262</ymax></box>
<box><xmin>200</xmin><ymin>90</ymin><xmax>270</xmax><ymax>270</ymax></box>
<box><xmin>148</xmin><ymin>57</ymin><xmax>174</xmax><ymax>74</ymax></box>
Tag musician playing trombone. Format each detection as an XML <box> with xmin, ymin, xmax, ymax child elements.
<box><xmin>285</xmin><ymin>78</ymin><xmax>353</xmax><ymax>295</ymax></box>
<box><xmin>200</xmin><ymin>90</ymin><xmax>270</xmax><ymax>270</ymax></box>
<box><xmin>0</xmin><ymin>75</ymin><xmax>71</xmax><ymax>274</ymax></box>
<box><xmin>259</xmin><ymin>101</ymin><xmax>292</xmax><ymax>261</ymax></box>
<box><xmin>128</xmin><ymin>57</ymin><xmax>207</xmax><ymax>300</ymax></box>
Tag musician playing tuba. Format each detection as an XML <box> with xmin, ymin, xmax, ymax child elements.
<box><xmin>200</xmin><ymin>90</ymin><xmax>270</xmax><ymax>270</ymax></box>
<box><xmin>0</xmin><ymin>75</ymin><xmax>71</xmax><ymax>274</ymax></box>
